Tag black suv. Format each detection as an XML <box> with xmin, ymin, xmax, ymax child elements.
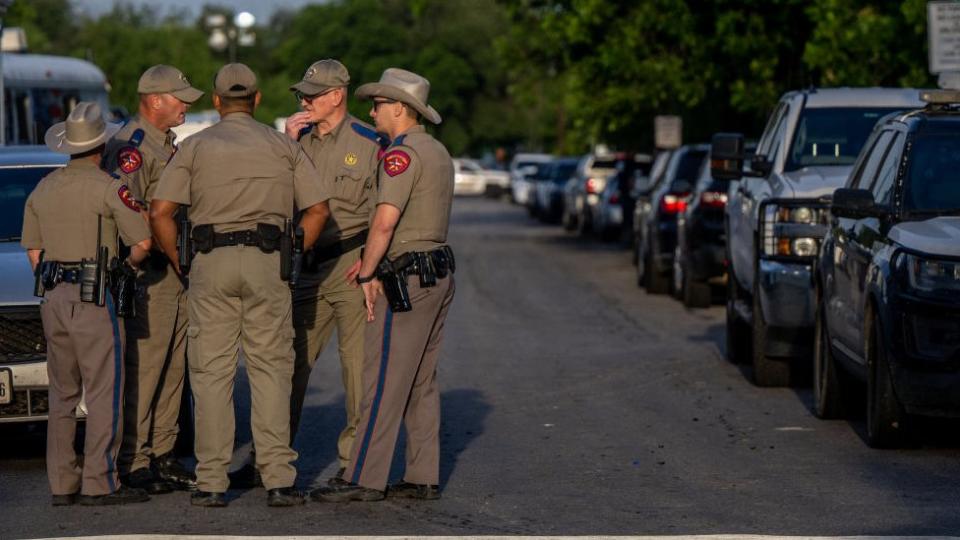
<box><xmin>815</xmin><ymin>90</ymin><xmax>960</xmax><ymax>447</ymax></box>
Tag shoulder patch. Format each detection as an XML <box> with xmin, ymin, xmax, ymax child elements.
<box><xmin>383</xmin><ymin>150</ymin><xmax>411</xmax><ymax>177</ymax></box>
<box><xmin>118</xmin><ymin>147</ymin><xmax>143</xmax><ymax>174</ymax></box>
<box><xmin>117</xmin><ymin>185</ymin><xmax>140</xmax><ymax>212</ymax></box>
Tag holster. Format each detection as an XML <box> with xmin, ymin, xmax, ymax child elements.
<box><xmin>376</xmin><ymin>259</ymin><xmax>412</xmax><ymax>313</ymax></box>
<box><xmin>177</xmin><ymin>215</ymin><xmax>193</xmax><ymax>275</ymax></box>
<box><xmin>192</xmin><ymin>224</ymin><xmax>214</xmax><ymax>254</ymax></box>
<box><xmin>110</xmin><ymin>259</ymin><xmax>138</xmax><ymax>318</ymax></box>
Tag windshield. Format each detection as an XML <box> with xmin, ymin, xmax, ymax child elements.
<box><xmin>903</xmin><ymin>134</ymin><xmax>960</xmax><ymax>215</ymax></box>
<box><xmin>786</xmin><ymin>107</ymin><xmax>902</xmax><ymax>171</ymax></box>
<box><xmin>0</xmin><ymin>166</ymin><xmax>58</xmax><ymax>240</ymax></box>
<box><xmin>674</xmin><ymin>150</ymin><xmax>707</xmax><ymax>185</ymax></box>
<box><xmin>551</xmin><ymin>162</ymin><xmax>578</xmax><ymax>184</ymax></box>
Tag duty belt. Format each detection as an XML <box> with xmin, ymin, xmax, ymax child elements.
<box><xmin>192</xmin><ymin>223</ymin><xmax>284</xmax><ymax>254</ymax></box>
<box><xmin>384</xmin><ymin>246</ymin><xmax>456</xmax><ymax>279</ymax></box>
<box><xmin>306</xmin><ymin>229</ymin><xmax>369</xmax><ymax>270</ymax></box>
<box><xmin>213</xmin><ymin>229</ymin><xmax>265</xmax><ymax>248</ymax></box>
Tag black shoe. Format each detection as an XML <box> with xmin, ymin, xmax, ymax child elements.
<box><xmin>227</xmin><ymin>463</ymin><xmax>262</xmax><ymax>489</ymax></box>
<box><xmin>267</xmin><ymin>487</ymin><xmax>305</xmax><ymax>507</ymax></box>
<box><xmin>51</xmin><ymin>493</ymin><xmax>77</xmax><ymax>506</ymax></box>
<box><xmin>79</xmin><ymin>485</ymin><xmax>150</xmax><ymax>506</ymax></box>
<box><xmin>310</xmin><ymin>482</ymin><xmax>384</xmax><ymax>502</ymax></box>
<box><xmin>152</xmin><ymin>452</ymin><xmax>197</xmax><ymax>491</ymax></box>
<box><xmin>388</xmin><ymin>481</ymin><xmax>441</xmax><ymax>500</ymax></box>
<box><xmin>190</xmin><ymin>491</ymin><xmax>228</xmax><ymax>507</ymax></box>
<box><xmin>326</xmin><ymin>467</ymin><xmax>348</xmax><ymax>486</ymax></box>
<box><xmin>122</xmin><ymin>467</ymin><xmax>174</xmax><ymax>495</ymax></box>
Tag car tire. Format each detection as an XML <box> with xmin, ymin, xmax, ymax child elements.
<box><xmin>645</xmin><ymin>233</ymin><xmax>669</xmax><ymax>295</ymax></box>
<box><xmin>636</xmin><ymin>236</ymin><xmax>647</xmax><ymax>288</ymax></box>
<box><xmin>725</xmin><ymin>274</ymin><xmax>750</xmax><ymax>364</ymax></box>
<box><xmin>751</xmin><ymin>281</ymin><xmax>792</xmax><ymax>387</ymax></box>
<box><xmin>562</xmin><ymin>207</ymin><xmax>577</xmax><ymax>231</ymax></box>
<box><xmin>866</xmin><ymin>309</ymin><xmax>907</xmax><ymax>448</ymax></box>
<box><xmin>577</xmin><ymin>209</ymin><xmax>592</xmax><ymax>237</ymax></box>
<box><xmin>682</xmin><ymin>255</ymin><xmax>711</xmax><ymax>309</ymax></box>
<box><xmin>813</xmin><ymin>301</ymin><xmax>846</xmax><ymax>419</ymax></box>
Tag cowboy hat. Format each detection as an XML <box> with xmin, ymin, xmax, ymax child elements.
<box><xmin>44</xmin><ymin>102</ymin><xmax>120</xmax><ymax>155</ymax></box>
<box><xmin>355</xmin><ymin>68</ymin><xmax>442</xmax><ymax>124</ymax></box>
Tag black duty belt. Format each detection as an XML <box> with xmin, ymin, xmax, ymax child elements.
<box><xmin>386</xmin><ymin>246</ymin><xmax>456</xmax><ymax>279</ymax></box>
<box><xmin>213</xmin><ymin>229</ymin><xmax>264</xmax><ymax>248</ymax></box>
<box><xmin>314</xmin><ymin>230</ymin><xmax>368</xmax><ymax>264</ymax></box>
<box><xmin>193</xmin><ymin>223</ymin><xmax>283</xmax><ymax>254</ymax></box>
<box><xmin>57</xmin><ymin>263</ymin><xmax>83</xmax><ymax>284</ymax></box>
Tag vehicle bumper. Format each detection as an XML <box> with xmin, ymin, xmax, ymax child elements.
<box><xmin>0</xmin><ymin>358</ymin><xmax>50</xmax><ymax>423</ymax></box>
<box><xmin>689</xmin><ymin>243</ymin><xmax>726</xmax><ymax>281</ymax></box>
<box><xmin>756</xmin><ymin>259</ymin><xmax>816</xmax><ymax>357</ymax></box>
<box><xmin>886</xmin><ymin>295</ymin><xmax>960</xmax><ymax>417</ymax></box>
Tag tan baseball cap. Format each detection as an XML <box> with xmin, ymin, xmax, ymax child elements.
<box><xmin>290</xmin><ymin>59</ymin><xmax>350</xmax><ymax>95</ymax></box>
<box><xmin>214</xmin><ymin>63</ymin><xmax>258</xmax><ymax>97</ymax></box>
<box><xmin>137</xmin><ymin>65</ymin><xmax>203</xmax><ymax>103</ymax></box>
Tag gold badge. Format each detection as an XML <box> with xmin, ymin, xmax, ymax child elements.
<box><xmin>344</xmin><ymin>152</ymin><xmax>358</xmax><ymax>166</ymax></box>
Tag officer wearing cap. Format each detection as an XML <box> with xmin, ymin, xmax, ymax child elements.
<box><xmin>314</xmin><ymin>68</ymin><xmax>455</xmax><ymax>502</ymax></box>
<box><xmin>229</xmin><ymin>59</ymin><xmax>382</xmax><ymax>490</ymax></box>
<box><xmin>103</xmin><ymin>64</ymin><xmax>202</xmax><ymax>495</ymax></box>
<box><xmin>150</xmin><ymin>63</ymin><xmax>332</xmax><ymax>508</ymax></box>
<box><xmin>23</xmin><ymin>102</ymin><xmax>153</xmax><ymax>506</ymax></box>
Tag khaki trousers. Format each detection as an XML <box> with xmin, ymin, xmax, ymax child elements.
<box><xmin>187</xmin><ymin>246</ymin><xmax>297</xmax><ymax>492</ymax></box>
<box><xmin>291</xmin><ymin>246</ymin><xmax>365</xmax><ymax>467</ymax></box>
<box><xmin>345</xmin><ymin>273</ymin><xmax>455</xmax><ymax>491</ymax></box>
<box><xmin>41</xmin><ymin>283</ymin><xmax>125</xmax><ymax>496</ymax></box>
<box><xmin>119</xmin><ymin>256</ymin><xmax>188</xmax><ymax>474</ymax></box>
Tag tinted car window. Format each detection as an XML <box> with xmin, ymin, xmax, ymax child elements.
<box><xmin>870</xmin><ymin>133</ymin><xmax>904</xmax><ymax>206</ymax></box>
<box><xmin>786</xmin><ymin>108</ymin><xmax>902</xmax><ymax>170</ymax></box>
<box><xmin>904</xmin><ymin>134</ymin><xmax>960</xmax><ymax>214</ymax></box>
<box><xmin>591</xmin><ymin>159</ymin><xmax>617</xmax><ymax>169</ymax></box>
<box><xmin>0</xmin><ymin>165</ymin><xmax>57</xmax><ymax>240</ymax></box>
<box><xmin>552</xmin><ymin>162</ymin><xmax>578</xmax><ymax>184</ymax></box>
<box><xmin>852</xmin><ymin>130</ymin><xmax>894</xmax><ymax>190</ymax></box>
<box><xmin>672</xmin><ymin>150</ymin><xmax>707</xmax><ymax>188</ymax></box>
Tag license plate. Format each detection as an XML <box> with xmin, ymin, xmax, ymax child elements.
<box><xmin>0</xmin><ymin>368</ymin><xmax>11</xmax><ymax>405</ymax></box>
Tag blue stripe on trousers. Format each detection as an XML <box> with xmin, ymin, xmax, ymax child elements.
<box><xmin>351</xmin><ymin>308</ymin><xmax>394</xmax><ymax>485</ymax></box>
<box><xmin>105</xmin><ymin>293</ymin><xmax>122</xmax><ymax>493</ymax></box>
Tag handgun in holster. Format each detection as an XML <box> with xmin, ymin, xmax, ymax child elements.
<box><xmin>177</xmin><ymin>210</ymin><xmax>193</xmax><ymax>275</ymax></box>
<box><xmin>33</xmin><ymin>251</ymin><xmax>46</xmax><ymax>298</ymax></box>
<box><xmin>414</xmin><ymin>251</ymin><xmax>437</xmax><ymax>288</ymax></box>
<box><xmin>280</xmin><ymin>219</ymin><xmax>293</xmax><ymax>281</ymax></box>
<box><xmin>376</xmin><ymin>259</ymin><xmax>412</xmax><ymax>313</ymax></box>
<box><xmin>110</xmin><ymin>258</ymin><xmax>138</xmax><ymax>318</ymax></box>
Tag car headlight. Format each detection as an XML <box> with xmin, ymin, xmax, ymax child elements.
<box><xmin>905</xmin><ymin>253</ymin><xmax>960</xmax><ymax>292</ymax></box>
<box><xmin>762</xmin><ymin>202</ymin><xmax>828</xmax><ymax>258</ymax></box>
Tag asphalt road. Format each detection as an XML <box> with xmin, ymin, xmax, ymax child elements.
<box><xmin>4</xmin><ymin>196</ymin><xmax>960</xmax><ymax>538</ymax></box>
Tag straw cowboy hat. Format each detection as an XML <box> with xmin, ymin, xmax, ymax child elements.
<box><xmin>355</xmin><ymin>68</ymin><xmax>442</xmax><ymax>124</ymax></box>
<box><xmin>44</xmin><ymin>102</ymin><xmax>120</xmax><ymax>154</ymax></box>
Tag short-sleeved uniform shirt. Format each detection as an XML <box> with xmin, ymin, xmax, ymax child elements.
<box><xmin>298</xmin><ymin>114</ymin><xmax>380</xmax><ymax>247</ymax></box>
<box><xmin>21</xmin><ymin>159</ymin><xmax>151</xmax><ymax>261</ymax></box>
<box><xmin>153</xmin><ymin>112</ymin><xmax>331</xmax><ymax>233</ymax></box>
<box><xmin>376</xmin><ymin>125</ymin><xmax>454</xmax><ymax>260</ymax></box>
<box><xmin>102</xmin><ymin>115</ymin><xmax>176</xmax><ymax>207</ymax></box>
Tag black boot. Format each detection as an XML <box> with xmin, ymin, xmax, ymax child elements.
<box><xmin>79</xmin><ymin>485</ymin><xmax>150</xmax><ymax>506</ymax></box>
<box><xmin>151</xmin><ymin>452</ymin><xmax>197</xmax><ymax>491</ymax></box>
<box><xmin>326</xmin><ymin>467</ymin><xmax>348</xmax><ymax>486</ymax></box>
<box><xmin>310</xmin><ymin>482</ymin><xmax>384</xmax><ymax>502</ymax></box>
<box><xmin>228</xmin><ymin>462</ymin><xmax>262</xmax><ymax>489</ymax></box>
<box><xmin>122</xmin><ymin>467</ymin><xmax>174</xmax><ymax>495</ymax></box>
<box><xmin>267</xmin><ymin>487</ymin><xmax>305</xmax><ymax>507</ymax></box>
<box><xmin>190</xmin><ymin>491</ymin><xmax>228</xmax><ymax>507</ymax></box>
<box><xmin>388</xmin><ymin>481</ymin><xmax>441</xmax><ymax>500</ymax></box>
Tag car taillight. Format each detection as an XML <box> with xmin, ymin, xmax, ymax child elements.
<box><xmin>660</xmin><ymin>194</ymin><xmax>688</xmax><ymax>214</ymax></box>
<box><xmin>700</xmin><ymin>191</ymin><xmax>728</xmax><ymax>208</ymax></box>
<box><xmin>585</xmin><ymin>177</ymin><xmax>601</xmax><ymax>194</ymax></box>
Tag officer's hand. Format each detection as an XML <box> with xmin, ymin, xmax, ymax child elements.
<box><xmin>361</xmin><ymin>279</ymin><xmax>382</xmax><ymax>322</ymax></box>
<box><xmin>345</xmin><ymin>260</ymin><xmax>362</xmax><ymax>287</ymax></box>
<box><xmin>285</xmin><ymin>112</ymin><xmax>313</xmax><ymax>140</ymax></box>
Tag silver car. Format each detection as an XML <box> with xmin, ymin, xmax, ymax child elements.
<box><xmin>0</xmin><ymin>146</ymin><xmax>86</xmax><ymax>423</ymax></box>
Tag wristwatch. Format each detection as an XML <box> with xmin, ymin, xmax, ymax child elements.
<box><xmin>356</xmin><ymin>274</ymin><xmax>376</xmax><ymax>284</ymax></box>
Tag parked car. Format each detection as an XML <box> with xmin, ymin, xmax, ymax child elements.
<box><xmin>0</xmin><ymin>146</ymin><xmax>84</xmax><ymax>424</ymax></box>
<box><xmin>814</xmin><ymin>90</ymin><xmax>960</xmax><ymax>447</ymax></box>
<box><xmin>534</xmin><ymin>157</ymin><xmax>579</xmax><ymax>223</ymax></box>
<box><xmin>673</xmin><ymin>143</ymin><xmax>756</xmax><ymax>307</ymax></box>
<box><xmin>593</xmin><ymin>155</ymin><xmax>653</xmax><ymax>242</ymax></box>
<box><xmin>509</xmin><ymin>152</ymin><xmax>552</xmax><ymax>205</ymax></box>
<box><xmin>635</xmin><ymin>144</ymin><xmax>709</xmax><ymax>294</ymax></box>
<box><xmin>561</xmin><ymin>153</ymin><xmax>619</xmax><ymax>234</ymax></box>
<box><xmin>631</xmin><ymin>149</ymin><xmax>674</xmax><ymax>266</ymax></box>
<box><xmin>716</xmin><ymin>87</ymin><xmax>925</xmax><ymax>387</ymax></box>
<box><xmin>453</xmin><ymin>157</ymin><xmax>508</xmax><ymax>196</ymax></box>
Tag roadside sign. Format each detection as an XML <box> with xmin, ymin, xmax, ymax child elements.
<box><xmin>654</xmin><ymin>115</ymin><xmax>682</xmax><ymax>150</ymax></box>
<box><xmin>928</xmin><ymin>1</ymin><xmax>960</xmax><ymax>74</ymax></box>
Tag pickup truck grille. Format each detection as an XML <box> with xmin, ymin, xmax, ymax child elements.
<box><xmin>0</xmin><ymin>388</ymin><xmax>49</xmax><ymax>419</ymax></box>
<box><xmin>0</xmin><ymin>309</ymin><xmax>45</xmax><ymax>360</ymax></box>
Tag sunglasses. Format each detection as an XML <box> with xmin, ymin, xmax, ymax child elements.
<box><xmin>373</xmin><ymin>99</ymin><xmax>398</xmax><ymax>110</ymax></box>
<box><xmin>295</xmin><ymin>88</ymin><xmax>335</xmax><ymax>104</ymax></box>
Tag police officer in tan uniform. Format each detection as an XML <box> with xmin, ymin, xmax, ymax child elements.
<box><xmin>22</xmin><ymin>102</ymin><xmax>153</xmax><ymax>506</ymax></box>
<box><xmin>314</xmin><ymin>68</ymin><xmax>455</xmax><ymax>502</ymax></box>
<box><xmin>103</xmin><ymin>65</ymin><xmax>203</xmax><ymax>494</ymax></box>
<box><xmin>150</xmin><ymin>64</ymin><xmax>332</xmax><ymax>508</ymax></box>
<box><xmin>229</xmin><ymin>59</ymin><xmax>382</xmax><ymax>489</ymax></box>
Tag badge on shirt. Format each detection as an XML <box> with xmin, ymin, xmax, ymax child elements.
<box><xmin>117</xmin><ymin>185</ymin><xmax>140</xmax><ymax>212</ymax></box>
<box><xmin>383</xmin><ymin>150</ymin><xmax>411</xmax><ymax>177</ymax></box>
<box><xmin>118</xmin><ymin>147</ymin><xmax>143</xmax><ymax>174</ymax></box>
<box><xmin>344</xmin><ymin>152</ymin><xmax>358</xmax><ymax>166</ymax></box>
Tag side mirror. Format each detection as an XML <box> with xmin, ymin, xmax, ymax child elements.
<box><xmin>751</xmin><ymin>154</ymin><xmax>773</xmax><ymax>177</ymax></box>
<box><xmin>711</xmin><ymin>132</ymin><xmax>744</xmax><ymax>181</ymax></box>
<box><xmin>831</xmin><ymin>188</ymin><xmax>877</xmax><ymax>219</ymax></box>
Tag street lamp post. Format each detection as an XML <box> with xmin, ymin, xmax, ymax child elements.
<box><xmin>206</xmin><ymin>11</ymin><xmax>256</xmax><ymax>63</ymax></box>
